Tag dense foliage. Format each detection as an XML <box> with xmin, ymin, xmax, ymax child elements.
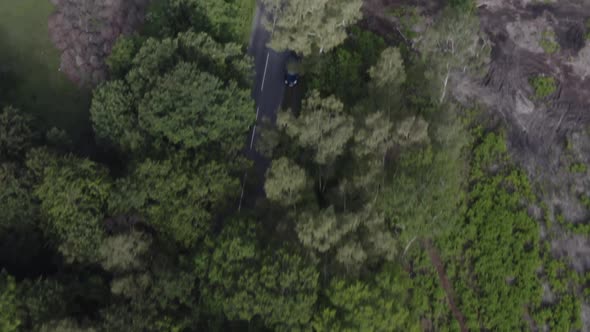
<box><xmin>0</xmin><ymin>0</ymin><xmax>585</xmax><ymax>331</ymax></box>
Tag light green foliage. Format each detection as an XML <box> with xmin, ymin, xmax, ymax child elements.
<box><xmin>394</xmin><ymin>116</ymin><xmax>429</xmax><ymax>146</ymax></box>
<box><xmin>264</xmin><ymin>157</ymin><xmax>309</xmax><ymax>207</ymax></box>
<box><xmin>99</xmin><ymin>231</ymin><xmax>152</xmax><ymax>273</ymax></box>
<box><xmin>530</xmin><ymin>75</ymin><xmax>557</xmax><ymax>99</ymax></box>
<box><xmin>278</xmin><ymin>91</ymin><xmax>353</xmax><ymax>164</ymax></box>
<box><xmin>313</xmin><ymin>265</ymin><xmax>420</xmax><ymax>331</ymax></box>
<box><xmin>262</xmin><ymin>0</ymin><xmax>362</xmax><ymax>55</ymax></box>
<box><xmin>419</xmin><ymin>9</ymin><xmax>489</xmax><ymax>102</ymax></box>
<box><xmin>369</xmin><ymin>47</ymin><xmax>406</xmax><ymax>89</ymax></box>
<box><xmin>109</xmin><ymin>156</ymin><xmax>238</xmax><ymax>247</ymax></box>
<box><xmin>569</xmin><ymin>162</ymin><xmax>588</xmax><ymax>173</ymax></box>
<box><xmin>203</xmin><ymin>219</ymin><xmax>319</xmax><ymax>330</ymax></box>
<box><xmin>138</xmin><ymin>62</ymin><xmax>253</xmax><ymax>153</ymax></box>
<box><xmin>35</xmin><ymin>158</ymin><xmax>111</xmax><ymax>263</ymax></box>
<box><xmin>0</xmin><ymin>272</ymin><xmax>20</xmax><ymax>332</ymax></box>
<box><xmin>306</xmin><ymin>27</ymin><xmax>386</xmax><ymax>105</ymax></box>
<box><xmin>445</xmin><ymin>133</ymin><xmax>542</xmax><ymax>331</ymax></box>
<box><xmin>539</xmin><ymin>29</ymin><xmax>559</xmax><ymax>54</ymax></box>
<box><xmin>296</xmin><ymin>207</ymin><xmax>360</xmax><ymax>253</ymax></box>
<box><xmin>0</xmin><ymin>106</ymin><xmax>34</xmax><ymax>159</ymax></box>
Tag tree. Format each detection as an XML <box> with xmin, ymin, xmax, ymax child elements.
<box><xmin>264</xmin><ymin>157</ymin><xmax>309</xmax><ymax>207</ymax></box>
<box><xmin>138</xmin><ymin>62</ymin><xmax>254</xmax><ymax>154</ymax></box>
<box><xmin>91</xmin><ymin>31</ymin><xmax>254</xmax><ymax>156</ymax></box>
<box><xmin>99</xmin><ymin>230</ymin><xmax>152</xmax><ymax>273</ymax></box>
<box><xmin>278</xmin><ymin>91</ymin><xmax>353</xmax><ymax>165</ymax></box>
<box><xmin>418</xmin><ymin>8</ymin><xmax>489</xmax><ymax>103</ymax></box>
<box><xmin>108</xmin><ymin>156</ymin><xmax>238</xmax><ymax>247</ymax></box>
<box><xmin>0</xmin><ymin>271</ymin><xmax>20</xmax><ymax>332</ymax></box>
<box><xmin>368</xmin><ymin>47</ymin><xmax>406</xmax><ymax>90</ymax></box>
<box><xmin>35</xmin><ymin>157</ymin><xmax>111</xmax><ymax>263</ymax></box>
<box><xmin>90</xmin><ymin>80</ymin><xmax>144</xmax><ymax>152</ymax></box>
<box><xmin>262</xmin><ymin>0</ymin><xmax>362</xmax><ymax>55</ymax></box>
<box><xmin>0</xmin><ymin>164</ymin><xmax>36</xmax><ymax>234</ymax></box>
<box><xmin>313</xmin><ymin>265</ymin><xmax>421</xmax><ymax>331</ymax></box>
<box><xmin>203</xmin><ymin>218</ymin><xmax>319</xmax><ymax>330</ymax></box>
<box><xmin>0</xmin><ymin>106</ymin><xmax>34</xmax><ymax>160</ymax></box>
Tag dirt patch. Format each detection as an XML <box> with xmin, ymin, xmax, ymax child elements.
<box><xmin>424</xmin><ymin>240</ymin><xmax>468</xmax><ymax>332</ymax></box>
<box><xmin>47</xmin><ymin>0</ymin><xmax>150</xmax><ymax>87</ymax></box>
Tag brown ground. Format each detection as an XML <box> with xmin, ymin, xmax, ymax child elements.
<box><xmin>47</xmin><ymin>0</ymin><xmax>150</xmax><ymax>87</ymax></box>
<box><xmin>424</xmin><ymin>240</ymin><xmax>468</xmax><ymax>332</ymax></box>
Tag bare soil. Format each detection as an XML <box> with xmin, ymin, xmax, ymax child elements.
<box><xmin>425</xmin><ymin>240</ymin><xmax>468</xmax><ymax>332</ymax></box>
<box><xmin>47</xmin><ymin>0</ymin><xmax>150</xmax><ymax>87</ymax></box>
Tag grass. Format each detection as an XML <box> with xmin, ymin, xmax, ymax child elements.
<box><xmin>529</xmin><ymin>75</ymin><xmax>557</xmax><ymax>99</ymax></box>
<box><xmin>586</xmin><ymin>19</ymin><xmax>590</xmax><ymax>40</ymax></box>
<box><xmin>539</xmin><ymin>29</ymin><xmax>559</xmax><ymax>54</ymax></box>
<box><xmin>0</xmin><ymin>0</ymin><xmax>90</xmax><ymax>139</ymax></box>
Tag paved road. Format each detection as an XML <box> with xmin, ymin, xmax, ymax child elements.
<box><xmin>239</xmin><ymin>4</ymin><xmax>289</xmax><ymax>209</ymax></box>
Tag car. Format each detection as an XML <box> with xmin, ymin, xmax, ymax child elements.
<box><xmin>285</xmin><ymin>52</ymin><xmax>301</xmax><ymax>87</ymax></box>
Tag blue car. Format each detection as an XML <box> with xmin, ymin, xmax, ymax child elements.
<box><xmin>285</xmin><ymin>53</ymin><xmax>301</xmax><ymax>87</ymax></box>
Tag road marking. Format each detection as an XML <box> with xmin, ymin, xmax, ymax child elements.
<box><xmin>249</xmin><ymin>125</ymin><xmax>257</xmax><ymax>150</ymax></box>
<box><xmin>255</xmin><ymin>106</ymin><xmax>260</xmax><ymax>121</ymax></box>
<box><xmin>238</xmin><ymin>173</ymin><xmax>247</xmax><ymax>211</ymax></box>
<box><xmin>261</xmin><ymin>52</ymin><xmax>270</xmax><ymax>91</ymax></box>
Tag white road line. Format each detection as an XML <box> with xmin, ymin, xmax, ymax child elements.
<box><xmin>249</xmin><ymin>125</ymin><xmax>257</xmax><ymax>150</ymax></box>
<box><xmin>255</xmin><ymin>106</ymin><xmax>260</xmax><ymax>121</ymax></box>
<box><xmin>261</xmin><ymin>52</ymin><xmax>270</xmax><ymax>91</ymax></box>
<box><xmin>238</xmin><ymin>173</ymin><xmax>247</xmax><ymax>211</ymax></box>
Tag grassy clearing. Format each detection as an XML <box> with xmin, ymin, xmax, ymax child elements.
<box><xmin>539</xmin><ymin>29</ymin><xmax>559</xmax><ymax>54</ymax></box>
<box><xmin>0</xmin><ymin>0</ymin><xmax>90</xmax><ymax>138</ymax></box>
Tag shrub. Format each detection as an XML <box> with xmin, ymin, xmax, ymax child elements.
<box><xmin>529</xmin><ymin>75</ymin><xmax>557</xmax><ymax>99</ymax></box>
<box><xmin>539</xmin><ymin>29</ymin><xmax>559</xmax><ymax>54</ymax></box>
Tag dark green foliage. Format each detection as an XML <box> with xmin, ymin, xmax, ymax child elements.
<box><xmin>314</xmin><ymin>264</ymin><xmax>421</xmax><ymax>331</ymax></box>
<box><xmin>0</xmin><ymin>271</ymin><xmax>20</xmax><ymax>332</ymax></box>
<box><xmin>35</xmin><ymin>157</ymin><xmax>111</xmax><ymax>263</ymax></box>
<box><xmin>305</xmin><ymin>27</ymin><xmax>386</xmax><ymax>105</ymax></box>
<box><xmin>91</xmin><ymin>31</ymin><xmax>254</xmax><ymax>156</ymax></box>
<box><xmin>106</xmin><ymin>36</ymin><xmax>141</xmax><ymax>78</ymax></box>
<box><xmin>109</xmin><ymin>156</ymin><xmax>238</xmax><ymax>247</ymax></box>
<box><xmin>0</xmin><ymin>106</ymin><xmax>34</xmax><ymax>160</ymax></box>
<box><xmin>202</xmin><ymin>219</ymin><xmax>319</xmax><ymax>330</ymax></box>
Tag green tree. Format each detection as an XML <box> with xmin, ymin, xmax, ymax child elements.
<box><xmin>35</xmin><ymin>157</ymin><xmax>111</xmax><ymax>263</ymax></box>
<box><xmin>368</xmin><ymin>47</ymin><xmax>406</xmax><ymax>90</ymax></box>
<box><xmin>106</xmin><ymin>36</ymin><xmax>141</xmax><ymax>78</ymax></box>
<box><xmin>203</xmin><ymin>219</ymin><xmax>319</xmax><ymax>330</ymax></box>
<box><xmin>262</xmin><ymin>0</ymin><xmax>363</xmax><ymax>55</ymax></box>
<box><xmin>109</xmin><ymin>156</ymin><xmax>238</xmax><ymax>247</ymax></box>
<box><xmin>278</xmin><ymin>91</ymin><xmax>353</xmax><ymax>165</ymax></box>
<box><xmin>138</xmin><ymin>62</ymin><xmax>253</xmax><ymax>154</ymax></box>
<box><xmin>90</xmin><ymin>80</ymin><xmax>144</xmax><ymax>152</ymax></box>
<box><xmin>0</xmin><ymin>271</ymin><xmax>20</xmax><ymax>332</ymax></box>
<box><xmin>0</xmin><ymin>106</ymin><xmax>34</xmax><ymax>160</ymax></box>
<box><xmin>264</xmin><ymin>157</ymin><xmax>309</xmax><ymax>208</ymax></box>
<box><xmin>0</xmin><ymin>164</ymin><xmax>36</xmax><ymax>233</ymax></box>
<box><xmin>313</xmin><ymin>265</ymin><xmax>421</xmax><ymax>331</ymax></box>
<box><xmin>418</xmin><ymin>9</ymin><xmax>489</xmax><ymax>103</ymax></box>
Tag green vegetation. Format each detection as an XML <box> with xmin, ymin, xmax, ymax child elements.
<box><xmin>569</xmin><ymin>162</ymin><xmax>588</xmax><ymax>173</ymax></box>
<box><xmin>0</xmin><ymin>1</ymin><xmax>584</xmax><ymax>331</ymax></box>
<box><xmin>540</xmin><ymin>29</ymin><xmax>560</xmax><ymax>54</ymax></box>
<box><xmin>530</xmin><ymin>75</ymin><xmax>557</xmax><ymax>98</ymax></box>
<box><xmin>585</xmin><ymin>19</ymin><xmax>590</xmax><ymax>40</ymax></box>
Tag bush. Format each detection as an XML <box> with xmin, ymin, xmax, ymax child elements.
<box><xmin>539</xmin><ymin>29</ymin><xmax>559</xmax><ymax>54</ymax></box>
<box><xmin>529</xmin><ymin>75</ymin><xmax>556</xmax><ymax>99</ymax></box>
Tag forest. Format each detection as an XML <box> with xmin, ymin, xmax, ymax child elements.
<box><xmin>1</xmin><ymin>0</ymin><xmax>589</xmax><ymax>331</ymax></box>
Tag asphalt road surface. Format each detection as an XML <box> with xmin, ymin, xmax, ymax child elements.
<box><xmin>238</xmin><ymin>4</ymin><xmax>290</xmax><ymax>209</ymax></box>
